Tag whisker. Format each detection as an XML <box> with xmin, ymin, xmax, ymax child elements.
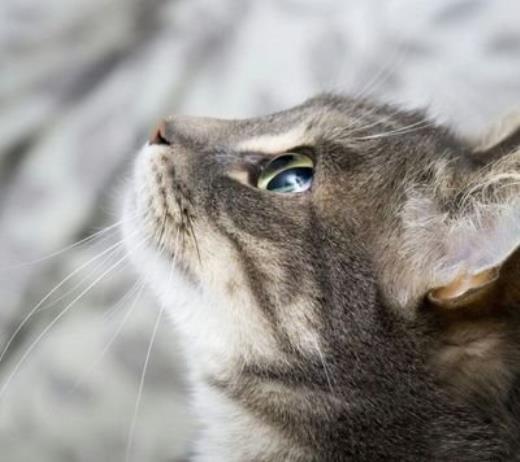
<box><xmin>71</xmin><ymin>282</ymin><xmax>145</xmax><ymax>391</ymax></box>
<box><xmin>39</xmin><ymin>247</ymin><xmax>127</xmax><ymax>315</ymax></box>
<box><xmin>0</xmin><ymin>236</ymin><xmax>149</xmax><ymax>400</ymax></box>
<box><xmin>352</xmin><ymin>119</ymin><xmax>433</xmax><ymax>141</ymax></box>
<box><xmin>155</xmin><ymin>208</ymin><xmax>169</xmax><ymax>253</ymax></box>
<box><xmin>102</xmin><ymin>278</ymin><xmax>141</xmax><ymax>322</ymax></box>
<box><xmin>312</xmin><ymin>338</ymin><xmax>334</xmax><ymax>395</ymax></box>
<box><xmin>352</xmin><ymin>46</ymin><xmax>408</xmax><ymax>103</ymax></box>
<box><xmin>0</xmin><ymin>216</ymin><xmax>137</xmax><ymax>271</ymax></box>
<box><xmin>186</xmin><ymin>215</ymin><xmax>202</xmax><ymax>268</ymax></box>
<box><xmin>345</xmin><ymin>97</ymin><xmax>431</xmax><ymax>141</ymax></box>
<box><xmin>0</xmin><ymin>247</ymin><xmax>128</xmax><ymax>359</ymax></box>
<box><xmin>345</xmin><ymin>106</ymin><xmax>409</xmax><ymax>138</ymax></box>
<box><xmin>126</xmin><ymin>228</ymin><xmax>179</xmax><ymax>461</ymax></box>
<box><xmin>0</xmin><ymin>233</ymin><xmax>137</xmax><ymax>365</ymax></box>
<box><xmin>125</xmin><ymin>293</ymin><xmax>166</xmax><ymax>462</ymax></box>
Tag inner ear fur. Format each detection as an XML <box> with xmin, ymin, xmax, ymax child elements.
<box><xmin>425</xmin><ymin>115</ymin><xmax>520</xmax><ymax>311</ymax></box>
<box><xmin>380</xmin><ymin>114</ymin><xmax>520</xmax><ymax>315</ymax></box>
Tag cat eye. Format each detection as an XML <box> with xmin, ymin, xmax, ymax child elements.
<box><xmin>256</xmin><ymin>153</ymin><xmax>314</xmax><ymax>193</ymax></box>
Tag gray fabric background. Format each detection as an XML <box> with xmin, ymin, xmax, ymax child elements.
<box><xmin>1</xmin><ymin>0</ymin><xmax>519</xmax><ymax>460</ymax></box>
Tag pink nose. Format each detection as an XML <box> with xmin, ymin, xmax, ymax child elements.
<box><xmin>148</xmin><ymin>119</ymin><xmax>170</xmax><ymax>146</ymax></box>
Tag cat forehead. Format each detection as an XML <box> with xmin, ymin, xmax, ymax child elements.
<box><xmin>163</xmin><ymin>95</ymin><xmax>350</xmax><ymax>143</ymax></box>
<box><xmin>162</xmin><ymin>116</ymin><xmax>305</xmax><ymax>151</ymax></box>
<box><xmin>164</xmin><ymin>95</ymin><xmax>428</xmax><ymax>156</ymax></box>
<box><xmin>234</xmin><ymin>99</ymin><xmax>361</xmax><ymax>151</ymax></box>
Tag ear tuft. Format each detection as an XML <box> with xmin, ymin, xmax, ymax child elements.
<box><xmin>388</xmin><ymin>113</ymin><xmax>520</xmax><ymax>314</ymax></box>
<box><xmin>432</xmin><ymin>114</ymin><xmax>520</xmax><ymax>311</ymax></box>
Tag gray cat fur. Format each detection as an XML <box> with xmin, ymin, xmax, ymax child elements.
<box><xmin>123</xmin><ymin>94</ymin><xmax>520</xmax><ymax>461</ymax></box>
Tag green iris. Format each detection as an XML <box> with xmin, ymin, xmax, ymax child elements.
<box><xmin>257</xmin><ymin>153</ymin><xmax>314</xmax><ymax>193</ymax></box>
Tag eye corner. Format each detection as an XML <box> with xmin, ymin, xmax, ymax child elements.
<box><xmin>227</xmin><ymin>162</ymin><xmax>261</xmax><ymax>188</ymax></box>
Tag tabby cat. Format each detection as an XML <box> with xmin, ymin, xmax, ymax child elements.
<box><xmin>122</xmin><ymin>94</ymin><xmax>520</xmax><ymax>461</ymax></box>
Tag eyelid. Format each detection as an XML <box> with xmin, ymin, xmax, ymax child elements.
<box><xmin>254</xmin><ymin>146</ymin><xmax>316</xmax><ymax>170</ymax></box>
<box><xmin>288</xmin><ymin>145</ymin><xmax>316</xmax><ymax>160</ymax></box>
<box><xmin>242</xmin><ymin>146</ymin><xmax>315</xmax><ymax>163</ymax></box>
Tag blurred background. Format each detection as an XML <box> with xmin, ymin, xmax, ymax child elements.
<box><xmin>1</xmin><ymin>0</ymin><xmax>519</xmax><ymax>460</ymax></box>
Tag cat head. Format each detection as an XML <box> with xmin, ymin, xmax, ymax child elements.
<box><xmin>122</xmin><ymin>94</ymin><xmax>520</xmax><ymax>370</ymax></box>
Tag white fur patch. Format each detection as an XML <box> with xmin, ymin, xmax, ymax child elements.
<box><xmin>191</xmin><ymin>382</ymin><xmax>292</xmax><ymax>462</ymax></box>
<box><xmin>236</xmin><ymin>125</ymin><xmax>311</xmax><ymax>153</ymax></box>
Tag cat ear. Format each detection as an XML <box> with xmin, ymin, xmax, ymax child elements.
<box><xmin>428</xmin><ymin>268</ymin><xmax>499</xmax><ymax>308</ymax></box>
<box><xmin>425</xmin><ymin>115</ymin><xmax>520</xmax><ymax>309</ymax></box>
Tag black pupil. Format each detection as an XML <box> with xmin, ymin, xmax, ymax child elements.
<box><xmin>266</xmin><ymin>167</ymin><xmax>313</xmax><ymax>191</ymax></box>
<box><xmin>267</xmin><ymin>155</ymin><xmax>295</xmax><ymax>171</ymax></box>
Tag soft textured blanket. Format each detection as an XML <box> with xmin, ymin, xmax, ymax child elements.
<box><xmin>0</xmin><ymin>1</ymin><xmax>519</xmax><ymax>460</ymax></box>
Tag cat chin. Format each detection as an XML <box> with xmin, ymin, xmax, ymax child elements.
<box><xmin>122</xmin><ymin>201</ymin><xmax>285</xmax><ymax>381</ymax></box>
<box><xmin>121</xmin><ymin>196</ymin><xmax>239</xmax><ymax>370</ymax></box>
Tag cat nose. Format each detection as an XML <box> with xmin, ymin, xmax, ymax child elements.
<box><xmin>148</xmin><ymin>119</ymin><xmax>171</xmax><ymax>146</ymax></box>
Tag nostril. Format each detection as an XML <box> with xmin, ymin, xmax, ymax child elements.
<box><xmin>148</xmin><ymin>120</ymin><xmax>171</xmax><ymax>146</ymax></box>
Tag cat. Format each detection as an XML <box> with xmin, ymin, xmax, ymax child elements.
<box><xmin>122</xmin><ymin>94</ymin><xmax>520</xmax><ymax>461</ymax></box>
